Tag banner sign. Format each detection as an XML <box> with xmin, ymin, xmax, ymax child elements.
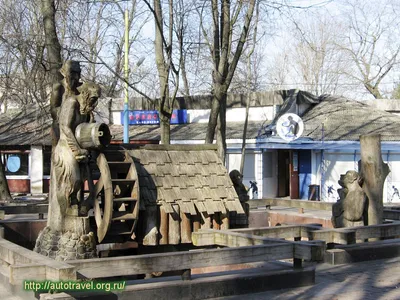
<box><xmin>121</xmin><ymin>110</ymin><xmax>188</xmax><ymax>125</ymax></box>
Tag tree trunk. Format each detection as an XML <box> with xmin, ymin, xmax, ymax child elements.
<box><xmin>360</xmin><ymin>134</ymin><xmax>390</xmax><ymax>225</ymax></box>
<box><xmin>216</xmin><ymin>93</ymin><xmax>227</xmax><ymax>163</ymax></box>
<box><xmin>160</xmin><ymin>112</ymin><xmax>171</xmax><ymax>145</ymax></box>
<box><xmin>0</xmin><ymin>158</ymin><xmax>12</xmax><ymax>202</ymax></box>
<box><xmin>205</xmin><ymin>97</ymin><xmax>220</xmax><ymax>144</ymax></box>
<box><xmin>41</xmin><ymin>0</ymin><xmax>62</xmax><ymax>84</ymax></box>
<box><xmin>240</xmin><ymin>93</ymin><xmax>251</xmax><ymax>174</ymax></box>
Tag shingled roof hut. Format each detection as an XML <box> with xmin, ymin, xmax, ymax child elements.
<box><xmin>126</xmin><ymin>144</ymin><xmax>245</xmax><ymax>246</ymax></box>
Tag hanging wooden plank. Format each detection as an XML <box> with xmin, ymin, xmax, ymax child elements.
<box><xmin>168</xmin><ymin>204</ymin><xmax>181</xmax><ymax>244</ymax></box>
<box><xmin>200</xmin><ymin>212</ymin><xmax>211</xmax><ymax>229</ymax></box>
<box><xmin>142</xmin><ymin>205</ymin><xmax>159</xmax><ymax>246</ymax></box>
<box><xmin>212</xmin><ymin>213</ymin><xmax>221</xmax><ymax>230</ymax></box>
<box><xmin>159</xmin><ymin>205</ymin><xmax>169</xmax><ymax>245</ymax></box>
<box><xmin>193</xmin><ymin>212</ymin><xmax>201</xmax><ymax>232</ymax></box>
<box><xmin>180</xmin><ymin>210</ymin><xmax>192</xmax><ymax>243</ymax></box>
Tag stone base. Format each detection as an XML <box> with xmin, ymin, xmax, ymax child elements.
<box><xmin>34</xmin><ymin>226</ymin><xmax>97</xmax><ymax>261</ymax></box>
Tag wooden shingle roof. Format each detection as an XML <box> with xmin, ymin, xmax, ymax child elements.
<box><xmin>302</xmin><ymin>96</ymin><xmax>400</xmax><ymax>141</ymax></box>
<box><xmin>127</xmin><ymin>144</ymin><xmax>244</xmax><ymax>215</ymax></box>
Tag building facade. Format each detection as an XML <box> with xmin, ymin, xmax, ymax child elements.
<box><xmin>2</xmin><ymin>90</ymin><xmax>400</xmax><ymax>203</ymax></box>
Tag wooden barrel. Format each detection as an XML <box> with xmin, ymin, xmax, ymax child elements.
<box><xmin>75</xmin><ymin>123</ymin><xmax>111</xmax><ymax>149</ymax></box>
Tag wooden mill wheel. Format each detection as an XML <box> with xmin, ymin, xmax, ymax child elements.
<box><xmin>90</xmin><ymin>152</ymin><xmax>140</xmax><ymax>243</ymax></box>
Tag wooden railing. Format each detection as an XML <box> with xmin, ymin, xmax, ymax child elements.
<box><xmin>249</xmin><ymin>198</ymin><xmax>400</xmax><ymax>220</ymax></box>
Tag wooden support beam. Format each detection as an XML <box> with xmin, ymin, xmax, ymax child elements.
<box><xmin>180</xmin><ymin>211</ymin><xmax>192</xmax><ymax>244</ymax></box>
<box><xmin>0</xmin><ymin>238</ymin><xmax>76</xmax><ymax>284</ymax></box>
<box><xmin>212</xmin><ymin>213</ymin><xmax>221</xmax><ymax>230</ymax></box>
<box><xmin>0</xmin><ymin>204</ymin><xmax>48</xmax><ymax>215</ymax></box>
<box><xmin>220</xmin><ymin>212</ymin><xmax>229</xmax><ymax>230</ymax></box>
<box><xmin>200</xmin><ymin>212</ymin><xmax>211</xmax><ymax>229</ymax></box>
<box><xmin>249</xmin><ymin>199</ymin><xmax>333</xmax><ymax>211</ymax></box>
<box><xmin>69</xmin><ymin>243</ymin><xmax>294</xmax><ymax>279</ymax></box>
<box><xmin>192</xmin><ymin>212</ymin><xmax>201</xmax><ymax>232</ymax></box>
<box><xmin>9</xmin><ymin>263</ymin><xmax>46</xmax><ymax>284</ymax></box>
<box><xmin>142</xmin><ymin>205</ymin><xmax>158</xmax><ymax>246</ymax></box>
<box><xmin>383</xmin><ymin>209</ymin><xmax>400</xmax><ymax>221</ymax></box>
<box><xmin>159</xmin><ymin>206</ymin><xmax>169</xmax><ymax>245</ymax></box>
<box><xmin>353</xmin><ymin>223</ymin><xmax>400</xmax><ymax>241</ymax></box>
<box><xmin>231</xmin><ymin>225</ymin><xmax>302</xmax><ymax>239</ymax></box>
<box><xmin>168</xmin><ymin>204</ymin><xmax>181</xmax><ymax>245</ymax></box>
<box><xmin>192</xmin><ymin>229</ymin><xmax>325</xmax><ymax>261</ymax></box>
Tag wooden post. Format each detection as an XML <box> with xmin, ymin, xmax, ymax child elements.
<box><xmin>201</xmin><ymin>212</ymin><xmax>211</xmax><ymax>229</ymax></box>
<box><xmin>220</xmin><ymin>212</ymin><xmax>229</xmax><ymax>230</ymax></box>
<box><xmin>180</xmin><ymin>210</ymin><xmax>192</xmax><ymax>243</ymax></box>
<box><xmin>360</xmin><ymin>134</ymin><xmax>390</xmax><ymax>225</ymax></box>
<box><xmin>143</xmin><ymin>205</ymin><xmax>159</xmax><ymax>246</ymax></box>
<box><xmin>168</xmin><ymin>204</ymin><xmax>181</xmax><ymax>244</ymax></box>
<box><xmin>212</xmin><ymin>213</ymin><xmax>221</xmax><ymax>230</ymax></box>
<box><xmin>181</xmin><ymin>269</ymin><xmax>191</xmax><ymax>281</ymax></box>
<box><xmin>159</xmin><ymin>206</ymin><xmax>169</xmax><ymax>245</ymax></box>
<box><xmin>293</xmin><ymin>236</ymin><xmax>302</xmax><ymax>268</ymax></box>
<box><xmin>193</xmin><ymin>212</ymin><xmax>201</xmax><ymax>232</ymax></box>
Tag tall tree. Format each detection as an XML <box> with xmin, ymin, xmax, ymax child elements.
<box><xmin>338</xmin><ymin>0</ymin><xmax>400</xmax><ymax>98</ymax></box>
<box><xmin>200</xmin><ymin>0</ymin><xmax>256</xmax><ymax>162</ymax></box>
<box><xmin>144</xmin><ymin>0</ymin><xmax>188</xmax><ymax>144</ymax></box>
<box><xmin>41</xmin><ymin>0</ymin><xmax>62</xmax><ymax>84</ymax></box>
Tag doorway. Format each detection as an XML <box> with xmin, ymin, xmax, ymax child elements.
<box><xmin>277</xmin><ymin>151</ymin><xmax>290</xmax><ymax>197</ymax></box>
<box><xmin>277</xmin><ymin>150</ymin><xmax>299</xmax><ymax>199</ymax></box>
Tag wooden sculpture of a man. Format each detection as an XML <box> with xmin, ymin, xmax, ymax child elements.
<box><xmin>50</xmin><ymin>60</ymin><xmax>82</xmax><ymax>147</ymax></box>
<box><xmin>34</xmin><ymin>82</ymin><xmax>101</xmax><ymax>260</ymax></box>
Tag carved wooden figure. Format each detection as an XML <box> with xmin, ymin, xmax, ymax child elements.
<box><xmin>332</xmin><ymin>170</ymin><xmax>366</xmax><ymax>228</ymax></box>
<box><xmin>34</xmin><ymin>82</ymin><xmax>101</xmax><ymax>260</ymax></box>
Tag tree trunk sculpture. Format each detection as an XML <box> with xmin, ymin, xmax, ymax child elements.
<box><xmin>360</xmin><ymin>134</ymin><xmax>390</xmax><ymax>225</ymax></box>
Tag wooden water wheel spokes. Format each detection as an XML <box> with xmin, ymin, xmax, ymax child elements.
<box><xmin>90</xmin><ymin>151</ymin><xmax>140</xmax><ymax>243</ymax></box>
<box><xmin>94</xmin><ymin>153</ymin><xmax>114</xmax><ymax>243</ymax></box>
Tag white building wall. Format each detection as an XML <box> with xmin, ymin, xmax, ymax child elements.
<box><xmin>112</xmin><ymin>106</ymin><xmax>275</xmax><ymax>125</ymax></box>
<box><xmin>313</xmin><ymin>150</ymin><xmax>399</xmax><ymax>203</ymax></box>
<box><xmin>262</xmin><ymin>150</ymin><xmax>278</xmax><ymax>198</ymax></box>
<box><xmin>322</xmin><ymin>152</ymin><xmax>357</xmax><ymax>202</ymax></box>
<box><xmin>385</xmin><ymin>152</ymin><xmax>400</xmax><ymax>203</ymax></box>
<box><xmin>227</xmin><ymin>152</ymin><xmax>256</xmax><ymax>193</ymax></box>
<box><xmin>30</xmin><ymin>145</ymin><xmax>43</xmax><ymax>194</ymax></box>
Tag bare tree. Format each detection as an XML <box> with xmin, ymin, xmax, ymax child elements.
<box><xmin>199</xmin><ymin>0</ymin><xmax>256</xmax><ymax>162</ymax></box>
<box><xmin>338</xmin><ymin>0</ymin><xmax>400</xmax><ymax>98</ymax></box>
<box><xmin>143</xmin><ymin>0</ymin><xmax>190</xmax><ymax>144</ymax></box>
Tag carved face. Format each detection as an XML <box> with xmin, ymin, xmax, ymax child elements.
<box><xmin>338</xmin><ymin>170</ymin><xmax>359</xmax><ymax>188</ymax></box>
<box><xmin>77</xmin><ymin>83</ymin><xmax>101</xmax><ymax>115</ymax></box>
<box><xmin>229</xmin><ymin>170</ymin><xmax>243</xmax><ymax>185</ymax></box>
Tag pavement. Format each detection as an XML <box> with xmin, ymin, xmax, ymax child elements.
<box><xmin>2</xmin><ymin>257</ymin><xmax>400</xmax><ymax>300</ymax></box>
<box><xmin>213</xmin><ymin>257</ymin><xmax>400</xmax><ymax>300</ymax></box>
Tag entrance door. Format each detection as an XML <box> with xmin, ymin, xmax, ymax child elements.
<box><xmin>290</xmin><ymin>150</ymin><xmax>299</xmax><ymax>199</ymax></box>
<box><xmin>278</xmin><ymin>150</ymin><xmax>299</xmax><ymax>199</ymax></box>
<box><xmin>277</xmin><ymin>151</ymin><xmax>290</xmax><ymax>197</ymax></box>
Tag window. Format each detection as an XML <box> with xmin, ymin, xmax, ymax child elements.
<box><xmin>43</xmin><ymin>149</ymin><xmax>52</xmax><ymax>176</ymax></box>
<box><xmin>1</xmin><ymin>152</ymin><xmax>29</xmax><ymax>176</ymax></box>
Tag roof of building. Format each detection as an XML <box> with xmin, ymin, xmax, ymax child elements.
<box><xmin>301</xmin><ymin>96</ymin><xmax>400</xmax><ymax>142</ymax></box>
<box><xmin>127</xmin><ymin>145</ymin><xmax>244</xmax><ymax>214</ymax></box>
<box><xmin>2</xmin><ymin>91</ymin><xmax>400</xmax><ymax>146</ymax></box>
<box><xmin>110</xmin><ymin>121</ymin><xmax>264</xmax><ymax>142</ymax></box>
<box><xmin>0</xmin><ymin>104</ymin><xmax>52</xmax><ymax>147</ymax></box>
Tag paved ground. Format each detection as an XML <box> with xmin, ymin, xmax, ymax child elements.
<box><xmin>213</xmin><ymin>257</ymin><xmax>400</xmax><ymax>300</ymax></box>
<box><xmin>3</xmin><ymin>257</ymin><xmax>400</xmax><ymax>299</ymax></box>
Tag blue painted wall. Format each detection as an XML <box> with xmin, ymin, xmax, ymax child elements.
<box><xmin>298</xmin><ymin>150</ymin><xmax>312</xmax><ymax>199</ymax></box>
